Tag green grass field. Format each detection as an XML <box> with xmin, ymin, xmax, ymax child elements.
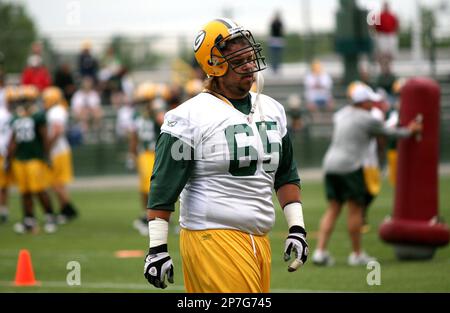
<box><xmin>1</xmin><ymin>176</ymin><xmax>449</xmax><ymax>293</ymax></box>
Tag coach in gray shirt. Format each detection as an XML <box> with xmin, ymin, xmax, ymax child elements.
<box><xmin>312</xmin><ymin>83</ymin><xmax>422</xmax><ymax>266</ymax></box>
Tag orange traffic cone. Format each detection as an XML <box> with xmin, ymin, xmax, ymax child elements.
<box><xmin>14</xmin><ymin>249</ymin><xmax>39</xmax><ymax>286</ymax></box>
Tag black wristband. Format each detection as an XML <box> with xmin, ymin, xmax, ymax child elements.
<box><xmin>149</xmin><ymin>244</ymin><xmax>168</xmax><ymax>254</ymax></box>
<box><xmin>289</xmin><ymin>225</ymin><xmax>307</xmax><ymax>236</ymax></box>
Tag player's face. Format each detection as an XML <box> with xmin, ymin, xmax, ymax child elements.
<box><xmin>218</xmin><ymin>42</ymin><xmax>257</xmax><ymax>99</ymax></box>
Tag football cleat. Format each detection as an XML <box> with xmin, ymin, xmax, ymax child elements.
<box><xmin>13</xmin><ymin>217</ymin><xmax>38</xmax><ymax>234</ymax></box>
<box><xmin>57</xmin><ymin>204</ymin><xmax>78</xmax><ymax>224</ymax></box>
<box><xmin>44</xmin><ymin>214</ymin><xmax>58</xmax><ymax>234</ymax></box>
<box><xmin>312</xmin><ymin>250</ymin><xmax>335</xmax><ymax>266</ymax></box>
<box><xmin>348</xmin><ymin>251</ymin><xmax>376</xmax><ymax>266</ymax></box>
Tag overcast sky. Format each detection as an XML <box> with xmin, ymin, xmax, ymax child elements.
<box><xmin>12</xmin><ymin>0</ymin><xmax>448</xmax><ymax>52</ymax></box>
<box><xmin>16</xmin><ymin>0</ymin><xmax>423</xmax><ymax>34</ymax></box>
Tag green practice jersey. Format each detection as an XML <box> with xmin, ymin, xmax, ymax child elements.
<box><xmin>11</xmin><ymin>111</ymin><xmax>46</xmax><ymax>161</ymax></box>
<box><xmin>132</xmin><ymin>111</ymin><xmax>159</xmax><ymax>152</ymax></box>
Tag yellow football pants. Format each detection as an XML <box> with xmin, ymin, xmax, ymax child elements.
<box><xmin>363</xmin><ymin>166</ymin><xmax>381</xmax><ymax>196</ymax></box>
<box><xmin>49</xmin><ymin>151</ymin><xmax>73</xmax><ymax>186</ymax></box>
<box><xmin>387</xmin><ymin>149</ymin><xmax>398</xmax><ymax>187</ymax></box>
<box><xmin>12</xmin><ymin>159</ymin><xmax>49</xmax><ymax>193</ymax></box>
<box><xmin>180</xmin><ymin>228</ymin><xmax>271</xmax><ymax>293</ymax></box>
<box><xmin>0</xmin><ymin>156</ymin><xmax>13</xmax><ymax>188</ymax></box>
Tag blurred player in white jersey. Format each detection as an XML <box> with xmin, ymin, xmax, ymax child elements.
<box><xmin>42</xmin><ymin>86</ymin><xmax>78</xmax><ymax>223</ymax></box>
<box><xmin>347</xmin><ymin>82</ymin><xmax>389</xmax><ymax>233</ymax></box>
<box><xmin>312</xmin><ymin>83</ymin><xmax>422</xmax><ymax>266</ymax></box>
<box><xmin>143</xmin><ymin>18</ymin><xmax>308</xmax><ymax>292</ymax></box>
<box><xmin>0</xmin><ymin>85</ymin><xmax>15</xmax><ymax>223</ymax></box>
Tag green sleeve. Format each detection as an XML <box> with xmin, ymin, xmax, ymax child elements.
<box><xmin>147</xmin><ymin>132</ymin><xmax>194</xmax><ymax>211</ymax></box>
<box><xmin>274</xmin><ymin>132</ymin><xmax>300</xmax><ymax>191</ymax></box>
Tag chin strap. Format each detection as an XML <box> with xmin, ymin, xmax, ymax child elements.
<box><xmin>248</xmin><ymin>71</ymin><xmax>265</xmax><ymax>124</ymax></box>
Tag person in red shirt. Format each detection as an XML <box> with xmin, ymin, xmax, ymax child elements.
<box><xmin>21</xmin><ymin>55</ymin><xmax>52</xmax><ymax>92</ymax></box>
<box><xmin>374</xmin><ymin>2</ymin><xmax>399</xmax><ymax>68</ymax></box>
<box><xmin>375</xmin><ymin>2</ymin><xmax>399</xmax><ymax>34</ymax></box>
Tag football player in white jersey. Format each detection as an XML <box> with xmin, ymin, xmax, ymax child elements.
<box><xmin>42</xmin><ymin>86</ymin><xmax>78</xmax><ymax>224</ymax></box>
<box><xmin>0</xmin><ymin>85</ymin><xmax>15</xmax><ymax>223</ymax></box>
<box><xmin>144</xmin><ymin>18</ymin><xmax>308</xmax><ymax>292</ymax></box>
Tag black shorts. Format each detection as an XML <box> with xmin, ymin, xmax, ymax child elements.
<box><xmin>325</xmin><ymin>168</ymin><xmax>367</xmax><ymax>205</ymax></box>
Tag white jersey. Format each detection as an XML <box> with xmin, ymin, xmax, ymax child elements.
<box><xmin>0</xmin><ymin>107</ymin><xmax>12</xmax><ymax>157</ymax></box>
<box><xmin>47</xmin><ymin>104</ymin><xmax>70</xmax><ymax>157</ymax></box>
<box><xmin>161</xmin><ymin>92</ymin><xmax>287</xmax><ymax>235</ymax></box>
<box><xmin>323</xmin><ymin>105</ymin><xmax>410</xmax><ymax>174</ymax></box>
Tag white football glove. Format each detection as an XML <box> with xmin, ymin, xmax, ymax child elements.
<box><xmin>144</xmin><ymin>245</ymin><xmax>174</xmax><ymax>289</ymax></box>
<box><xmin>284</xmin><ymin>226</ymin><xmax>308</xmax><ymax>272</ymax></box>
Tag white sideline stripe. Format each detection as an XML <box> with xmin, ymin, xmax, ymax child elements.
<box><xmin>0</xmin><ymin>280</ymin><xmax>351</xmax><ymax>293</ymax></box>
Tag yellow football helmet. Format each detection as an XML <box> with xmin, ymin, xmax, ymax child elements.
<box><xmin>135</xmin><ymin>82</ymin><xmax>157</xmax><ymax>102</ymax></box>
<box><xmin>20</xmin><ymin>85</ymin><xmax>40</xmax><ymax>100</ymax></box>
<box><xmin>155</xmin><ymin>83</ymin><xmax>170</xmax><ymax>101</ymax></box>
<box><xmin>193</xmin><ymin>18</ymin><xmax>266</xmax><ymax>77</ymax></box>
<box><xmin>4</xmin><ymin>85</ymin><xmax>20</xmax><ymax>105</ymax></box>
<box><xmin>184</xmin><ymin>79</ymin><xmax>203</xmax><ymax>97</ymax></box>
<box><xmin>42</xmin><ymin>86</ymin><xmax>64</xmax><ymax>109</ymax></box>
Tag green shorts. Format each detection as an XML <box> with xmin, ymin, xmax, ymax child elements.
<box><xmin>325</xmin><ymin>168</ymin><xmax>366</xmax><ymax>205</ymax></box>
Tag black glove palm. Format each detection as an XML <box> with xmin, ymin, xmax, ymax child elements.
<box><xmin>144</xmin><ymin>245</ymin><xmax>174</xmax><ymax>289</ymax></box>
<box><xmin>284</xmin><ymin>226</ymin><xmax>308</xmax><ymax>272</ymax></box>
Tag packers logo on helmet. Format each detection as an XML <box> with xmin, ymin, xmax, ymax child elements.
<box><xmin>193</xmin><ymin>31</ymin><xmax>206</xmax><ymax>52</ymax></box>
<box><xmin>193</xmin><ymin>18</ymin><xmax>266</xmax><ymax>77</ymax></box>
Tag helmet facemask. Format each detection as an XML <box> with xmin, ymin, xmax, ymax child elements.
<box><xmin>210</xmin><ymin>30</ymin><xmax>266</xmax><ymax>76</ymax></box>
